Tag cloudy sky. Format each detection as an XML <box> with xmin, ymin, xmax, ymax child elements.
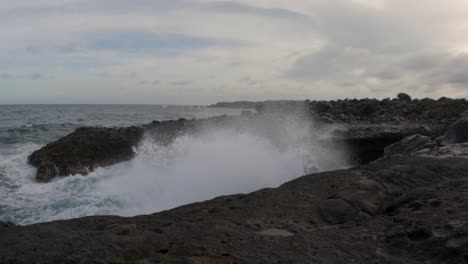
<box><xmin>1</xmin><ymin>0</ymin><xmax>468</xmax><ymax>104</ymax></box>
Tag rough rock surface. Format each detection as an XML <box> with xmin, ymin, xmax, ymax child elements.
<box><xmin>28</xmin><ymin>116</ymin><xmax>232</xmax><ymax>182</ymax></box>
<box><xmin>382</xmin><ymin>134</ymin><xmax>435</xmax><ymax>159</ymax></box>
<box><xmin>28</xmin><ymin>126</ymin><xmax>144</xmax><ymax>182</ymax></box>
<box><xmin>441</xmin><ymin>111</ymin><xmax>468</xmax><ymax>144</ymax></box>
<box><xmin>2</xmin><ymin>155</ymin><xmax>468</xmax><ymax>263</ymax></box>
<box><xmin>319</xmin><ymin>199</ymin><xmax>357</xmax><ymax>224</ymax></box>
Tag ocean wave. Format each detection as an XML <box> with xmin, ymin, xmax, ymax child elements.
<box><xmin>0</xmin><ymin>113</ymin><xmax>349</xmax><ymax>225</ymax></box>
<box><xmin>0</xmin><ymin>123</ymin><xmax>81</xmax><ymax>145</ymax></box>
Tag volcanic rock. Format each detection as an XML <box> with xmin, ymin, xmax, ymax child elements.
<box><xmin>319</xmin><ymin>199</ymin><xmax>357</xmax><ymax>224</ymax></box>
<box><xmin>382</xmin><ymin>134</ymin><xmax>435</xmax><ymax>159</ymax></box>
<box><xmin>28</xmin><ymin>126</ymin><xmax>144</xmax><ymax>182</ymax></box>
<box><xmin>2</xmin><ymin>155</ymin><xmax>468</xmax><ymax>263</ymax></box>
<box><xmin>441</xmin><ymin>111</ymin><xmax>468</xmax><ymax>144</ymax></box>
<box><xmin>397</xmin><ymin>93</ymin><xmax>412</xmax><ymax>102</ymax></box>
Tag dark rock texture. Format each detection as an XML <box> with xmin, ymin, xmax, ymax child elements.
<box><xmin>382</xmin><ymin>134</ymin><xmax>435</xmax><ymax>159</ymax></box>
<box><xmin>397</xmin><ymin>93</ymin><xmax>412</xmax><ymax>102</ymax></box>
<box><xmin>2</xmin><ymin>155</ymin><xmax>468</xmax><ymax>263</ymax></box>
<box><xmin>28</xmin><ymin>126</ymin><xmax>144</xmax><ymax>182</ymax></box>
<box><xmin>441</xmin><ymin>111</ymin><xmax>468</xmax><ymax>144</ymax></box>
<box><xmin>319</xmin><ymin>199</ymin><xmax>357</xmax><ymax>224</ymax></box>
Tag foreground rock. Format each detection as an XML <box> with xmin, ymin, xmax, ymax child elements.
<box><xmin>2</xmin><ymin>154</ymin><xmax>468</xmax><ymax>263</ymax></box>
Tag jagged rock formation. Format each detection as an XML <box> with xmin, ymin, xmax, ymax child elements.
<box><xmin>381</xmin><ymin>134</ymin><xmax>435</xmax><ymax>159</ymax></box>
<box><xmin>441</xmin><ymin>110</ymin><xmax>468</xmax><ymax>144</ymax></box>
<box><xmin>28</xmin><ymin>126</ymin><xmax>144</xmax><ymax>182</ymax></box>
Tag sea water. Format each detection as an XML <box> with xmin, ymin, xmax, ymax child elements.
<box><xmin>0</xmin><ymin>105</ymin><xmax>347</xmax><ymax>225</ymax></box>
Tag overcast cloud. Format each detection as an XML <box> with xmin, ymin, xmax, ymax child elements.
<box><xmin>1</xmin><ymin>0</ymin><xmax>468</xmax><ymax>104</ymax></box>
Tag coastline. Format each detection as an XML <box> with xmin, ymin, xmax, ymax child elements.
<box><xmin>1</xmin><ymin>94</ymin><xmax>468</xmax><ymax>263</ymax></box>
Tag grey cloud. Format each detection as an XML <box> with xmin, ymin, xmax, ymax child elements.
<box><xmin>95</xmin><ymin>72</ymin><xmax>109</xmax><ymax>78</ymax></box>
<box><xmin>0</xmin><ymin>73</ymin><xmax>13</xmax><ymax>79</ymax></box>
<box><xmin>171</xmin><ymin>80</ymin><xmax>191</xmax><ymax>86</ymax></box>
<box><xmin>202</xmin><ymin>1</ymin><xmax>314</xmax><ymax>24</ymax></box>
<box><xmin>25</xmin><ymin>45</ymin><xmax>41</xmax><ymax>54</ymax></box>
<box><xmin>302</xmin><ymin>2</ymin><xmax>454</xmax><ymax>55</ymax></box>
<box><xmin>421</xmin><ymin>54</ymin><xmax>468</xmax><ymax>89</ymax></box>
<box><xmin>58</xmin><ymin>41</ymin><xmax>82</xmax><ymax>54</ymax></box>
<box><xmin>34</xmin><ymin>0</ymin><xmax>313</xmax><ymax>24</ymax></box>
<box><xmin>288</xmin><ymin>46</ymin><xmax>468</xmax><ymax>92</ymax></box>
<box><xmin>400</xmin><ymin>53</ymin><xmax>446</xmax><ymax>71</ymax></box>
<box><xmin>240</xmin><ymin>76</ymin><xmax>258</xmax><ymax>86</ymax></box>
<box><xmin>287</xmin><ymin>46</ymin><xmax>379</xmax><ymax>81</ymax></box>
<box><xmin>30</xmin><ymin>73</ymin><xmax>44</xmax><ymax>80</ymax></box>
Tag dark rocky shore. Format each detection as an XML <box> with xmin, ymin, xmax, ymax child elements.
<box><xmin>28</xmin><ymin>94</ymin><xmax>467</xmax><ymax>182</ymax></box>
<box><xmin>2</xmin><ymin>94</ymin><xmax>468</xmax><ymax>263</ymax></box>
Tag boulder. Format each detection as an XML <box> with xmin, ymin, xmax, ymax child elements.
<box><xmin>382</xmin><ymin>134</ymin><xmax>435</xmax><ymax>159</ymax></box>
<box><xmin>319</xmin><ymin>199</ymin><xmax>357</xmax><ymax>224</ymax></box>
<box><xmin>397</xmin><ymin>93</ymin><xmax>412</xmax><ymax>102</ymax></box>
<box><xmin>336</xmin><ymin>179</ymin><xmax>387</xmax><ymax>215</ymax></box>
<box><xmin>312</xmin><ymin>101</ymin><xmax>333</xmax><ymax>113</ymax></box>
<box><xmin>441</xmin><ymin>113</ymin><xmax>468</xmax><ymax>144</ymax></box>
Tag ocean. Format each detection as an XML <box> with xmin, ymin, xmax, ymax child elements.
<box><xmin>0</xmin><ymin>105</ymin><xmax>346</xmax><ymax>225</ymax></box>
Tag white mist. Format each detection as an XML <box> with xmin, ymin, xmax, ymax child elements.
<box><xmin>0</xmin><ymin>112</ymin><xmax>349</xmax><ymax>224</ymax></box>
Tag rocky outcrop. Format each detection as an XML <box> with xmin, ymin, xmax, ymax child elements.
<box><xmin>334</xmin><ymin>122</ymin><xmax>446</xmax><ymax>164</ymax></box>
<box><xmin>28</xmin><ymin>126</ymin><xmax>144</xmax><ymax>182</ymax></box>
<box><xmin>309</xmin><ymin>96</ymin><xmax>468</xmax><ymax>123</ymax></box>
<box><xmin>440</xmin><ymin>111</ymin><xmax>468</xmax><ymax>144</ymax></box>
<box><xmin>27</xmin><ymin>117</ymin><xmax>231</xmax><ymax>182</ymax></box>
<box><xmin>382</xmin><ymin>134</ymin><xmax>436</xmax><ymax>159</ymax></box>
<box><xmin>2</xmin><ymin>154</ymin><xmax>468</xmax><ymax>263</ymax></box>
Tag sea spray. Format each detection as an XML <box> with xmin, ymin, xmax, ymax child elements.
<box><xmin>0</xmin><ymin>111</ymin><xmax>349</xmax><ymax>224</ymax></box>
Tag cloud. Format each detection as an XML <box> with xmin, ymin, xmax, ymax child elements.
<box><xmin>0</xmin><ymin>72</ymin><xmax>13</xmax><ymax>78</ymax></box>
<box><xmin>86</xmin><ymin>30</ymin><xmax>241</xmax><ymax>55</ymax></box>
<box><xmin>58</xmin><ymin>41</ymin><xmax>82</xmax><ymax>54</ymax></box>
<box><xmin>25</xmin><ymin>45</ymin><xmax>41</xmax><ymax>54</ymax></box>
<box><xmin>199</xmin><ymin>1</ymin><xmax>313</xmax><ymax>24</ymax></box>
<box><xmin>29</xmin><ymin>73</ymin><xmax>44</xmax><ymax>80</ymax></box>
<box><xmin>2</xmin><ymin>0</ymin><xmax>468</xmax><ymax>104</ymax></box>
<box><xmin>171</xmin><ymin>80</ymin><xmax>192</xmax><ymax>86</ymax></box>
<box><xmin>288</xmin><ymin>46</ymin><xmax>468</xmax><ymax>95</ymax></box>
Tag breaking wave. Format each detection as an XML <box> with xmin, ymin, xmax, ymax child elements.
<box><xmin>0</xmin><ymin>114</ymin><xmax>348</xmax><ymax>225</ymax></box>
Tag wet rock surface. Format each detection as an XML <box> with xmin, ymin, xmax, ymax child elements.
<box><xmin>28</xmin><ymin>116</ymin><xmax>232</xmax><ymax>182</ymax></box>
<box><xmin>28</xmin><ymin>126</ymin><xmax>144</xmax><ymax>182</ymax></box>
<box><xmin>2</xmin><ymin>155</ymin><xmax>468</xmax><ymax>263</ymax></box>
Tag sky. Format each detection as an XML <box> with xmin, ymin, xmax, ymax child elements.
<box><xmin>1</xmin><ymin>0</ymin><xmax>468</xmax><ymax>104</ymax></box>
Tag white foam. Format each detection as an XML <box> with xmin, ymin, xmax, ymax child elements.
<box><xmin>0</xmin><ymin>114</ymin><xmax>349</xmax><ymax>225</ymax></box>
